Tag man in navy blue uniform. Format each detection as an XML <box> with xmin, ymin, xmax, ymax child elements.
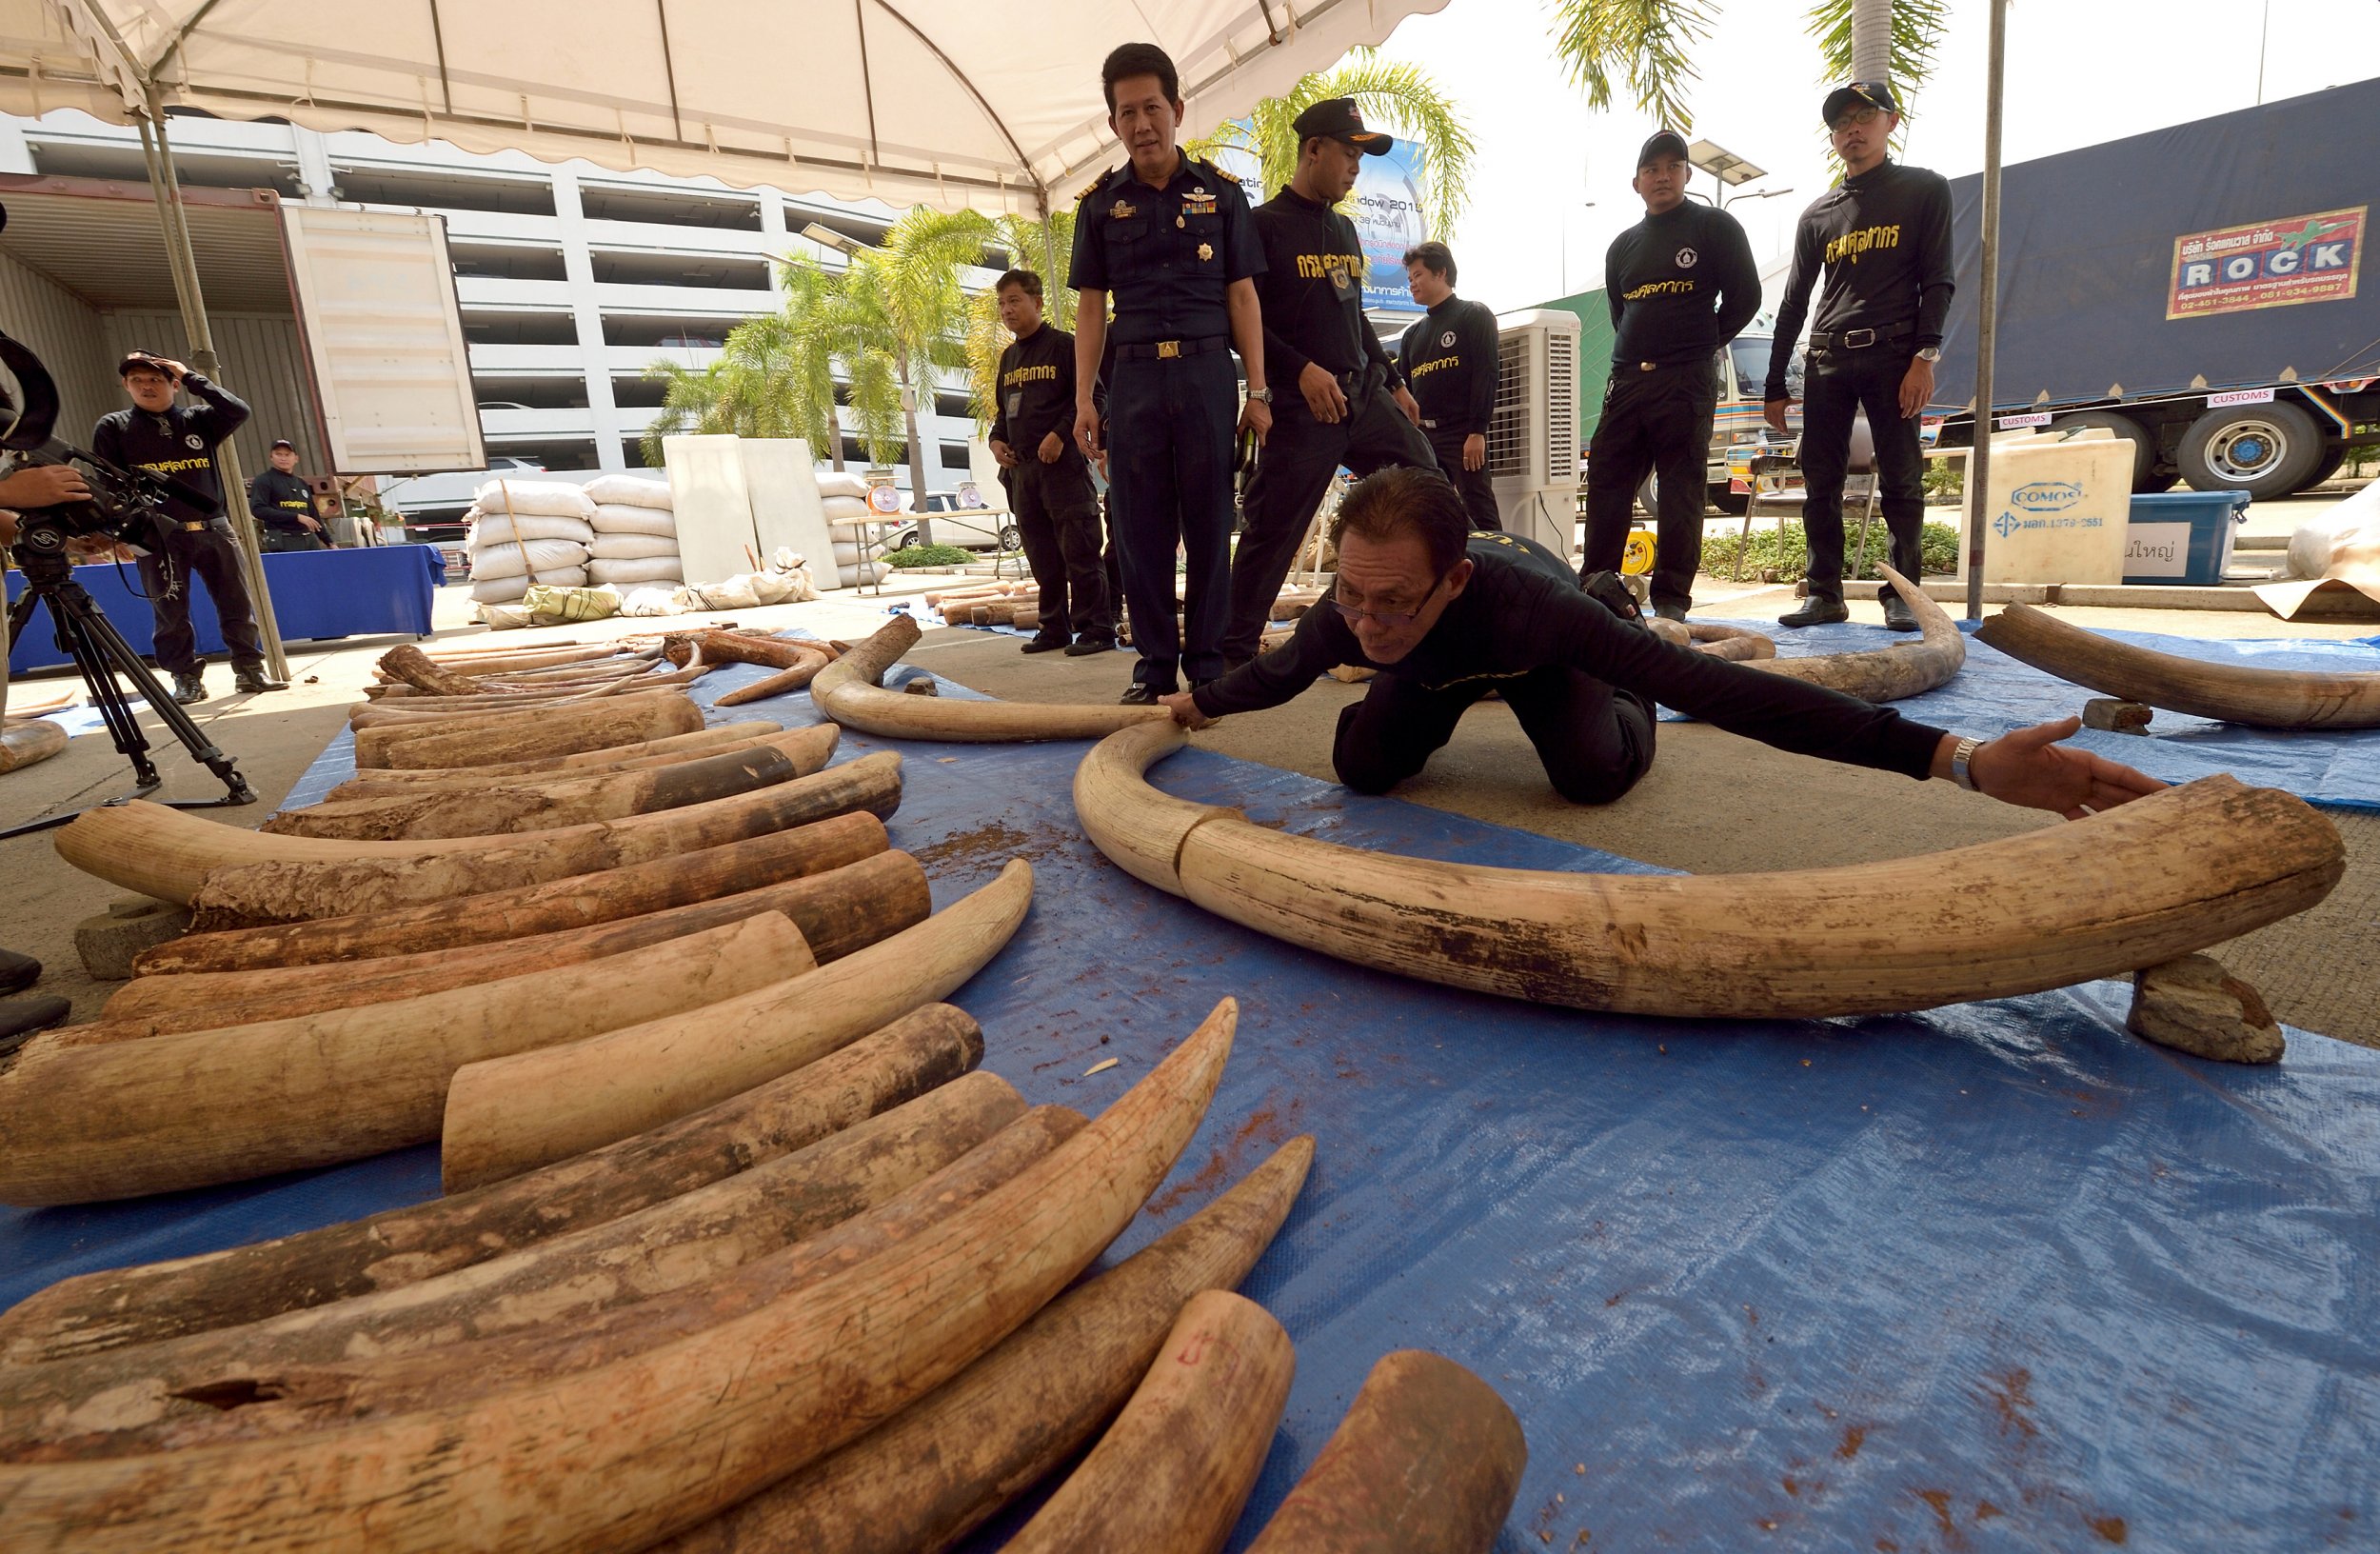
<box><xmin>1070</xmin><ymin>41</ymin><xmax>1273</xmax><ymax>705</ymax></box>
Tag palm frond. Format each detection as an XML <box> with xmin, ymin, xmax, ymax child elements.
<box><xmin>1807</xmin><ymin>0</ymin><xmax>1947</xmax><ymax>116</ymax></box>
<box><xmin>1546</xmin><ymin>0</ymin><xmax>1717</xmax><ymax>131</ymax></box>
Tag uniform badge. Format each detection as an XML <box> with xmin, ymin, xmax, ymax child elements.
<box><xmin>185</xmin><ymin>433</ymin><xmax>205</xmax><ymax>448</ymax></box>
<box><xmin>1676</xmin><ymin>247</ymin><xmax>1698</xmax><ymax>269</ymax></box>
<box><xmin>1198</xmin><ymin>242</ymin><xmax>1213</xmax><ymax>262</ymax></box>
<box><xmin>1440</xmin><ymin>330</ymin><xmax>1456</xmax><ymax>347</ymax></box>
<box><xmin>1331</xmin><ymin>268</ymin><xmax>1351</xmax><ymax>291</ymax></box>
<box><xmin>1111</xmin><ymin>200</ymin><xmax>1137</xmax><ymax>218</ymax></box>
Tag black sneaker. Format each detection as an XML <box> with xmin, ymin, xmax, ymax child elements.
<box><xmin>0</xmin><ymin>948</ymin><xmax>38</xmax><ymax>997</ymax></box>
<box><xmin>1653</xmin><ymin>602</ymin><xmax>1689</xmax><ymax>623</ymax></box>
<box><xmin>1880</xmin><ymin>594</ymin><xmax>1920</xmax><ymax>632</ymax></box>
<box><xmin>1063</xmin><ymin>637</ymin><xmax>1115</xmax><ymax>656</ymax></box>
<box><xmin>1778</xmin><ymin>596</ymin><xmax>1850</xmax><ymax>628</ymax></box>
<box><xmin>1119</xmin><ymin>682</ymin><xmax>1175</xmax><ymax>706</ymax></box>
<box><xmin>233</xmin><ymin>667</ymin><xmax>288</xmax><ymax>693</ymax></box>
<box><xmin>171</xmin><ymin>672</ymin><xmax>208</xmax><ymax>705</ymax></box>
<box><xmin>1021</xmin><ymin>636</ymin><xmax>1070</xmax><ymax>654</ymax></box>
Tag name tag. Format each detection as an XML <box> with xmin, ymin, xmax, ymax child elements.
<box><xmin>1111</xmin><ymin>201</ymin><xmax>1137</xmax><ymax>219</ymax></box>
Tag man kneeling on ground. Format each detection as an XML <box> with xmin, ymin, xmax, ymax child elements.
<box><xmin>1162</xmin><ymin>466</ymin><xmax>2162</xmax><ymax>819</ymax></box>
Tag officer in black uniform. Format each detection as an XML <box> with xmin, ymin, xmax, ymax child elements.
<box><xmin>248</xmin><ymin>438</ymin><xmax>328</xmax><ymax>553</ymax></box>
<box><xmin>1765</xmin><ymin>81</ymin><xmax>1954</xmax><ymax>631</ymax></box>
<box><xmin>1222</xmin><ymin>97</ymin><xmax>1438</xmax><ymax>667</ymax></box>
<box><xmin>1070</xmin><ymin>42</ymin><xmax>1272</xmax><ymax>705</ymax></box>
<box><xmin>1398</xmin><ymin>240</ymin><xmax>1501</xmax><ymax>531</ymax></box>
<box><xmin>1579</xmin><ymin>130</ymin><xmax>1760</xmax><ymax>619</ymax></box>
<box><xmin>91</xmin><ymin>350</ymin><xmax>285</xmax><ymax>703</ymax></box>
<box><xmin>988</xmin><ymin>269</ymin><xmax>1113</xmax><ymax>654</ymax></box>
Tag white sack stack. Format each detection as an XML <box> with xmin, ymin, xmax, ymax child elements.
<box><xmin>582</xmin><ymin>474</ymin><xmax>685</xmax><ymax>588</ymax></box>
<box><xmin>465</xmin><ymin>479</ymin><xmax>595</xmax><ymax>603</ymax></box>
<box><xmin>819</xmin><ymin>470</ymin><xmax>888</xmax><ymax>588</ymax></box>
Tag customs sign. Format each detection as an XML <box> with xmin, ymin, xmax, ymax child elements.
<box><xmin>2168</xmin><ymin>207</ymin><xmax>2364</xmax><ymax>319</ymax></box>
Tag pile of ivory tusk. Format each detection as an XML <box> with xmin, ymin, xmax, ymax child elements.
<box><xmin>814</xmin><ymin>614</ymin><xmax>1175</xmax><ymax>742</ymax></box>
<box><xmin>0</xmin><ymin>996</ymin><xmax>1522</xmax><ymax>1554</ymax></box>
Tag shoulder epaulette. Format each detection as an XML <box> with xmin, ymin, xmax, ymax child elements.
<box><xmin>1205</xmin><ymin>162</ymin><xmax>1240</xmax><ymax>185</ymax></box>
<box><xmin>1076</xmin><ymin>167</ymin><xmax>1114</xmax><ymax>202</ymax></box>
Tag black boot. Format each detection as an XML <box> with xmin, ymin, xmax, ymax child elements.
<box><xmin>0</xmin><ymin>947</ymin><xmax>39</xmax><ymax>997</ymax></box>
<box><xmin>1778</xmin><ymin>594</ymin><xmax>1849</xmax><ymax>628</ymax></box>
<box><xmin>234</xmin><ymin>666</ymin><xmax>288</xmax><ymax>693</ymax></box>
<box><xmin>0</xmin><ymin>995</ymin><xmax>71</xmax><ymax>1057</ymax></box>
<box><xmin>1880</xmin><ymin>593</ymin><xmax>1920</xmax><ymax>632</ymax></box>
<box><xmin>171</xmin><ymin>671</ymin><xmax>208</xmax><ymax>704</ymax></box>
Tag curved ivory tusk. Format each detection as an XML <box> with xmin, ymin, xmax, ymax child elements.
<box><xmin>1747</xmin><ymin>566</ymin><xmax>1963</xmax><ymax>701</ymax></box>
<box><xmin>1006</xmin><ymin>1289</ymin><xmax>1295</xmax><ymax>1554</ymax></box>
<box><xmin>1688</xmin><ymin>622</ymin><xmax>1775</xmax><ymax>661</ymax></box>
<box><xmin>54</xmin><ymin>751</ymin><xmax>901</xmax><ymax>913</ymax></box>
<box><xmin>1242</xmin><ymin>1350</ymin><xmax>1526</xmax><ymax>1554</ymax></box>
<box><xmin>438</xmin><ymin>856</ymin><xmax>1036</xmax><ymax>1189</ymax></box>
<box><xmin>0</xmin><ymin>915</ymin><xmax>816</xmax><ymax>1205</ymax></box>
<box><xmin>649</xmin><ymin>1136</ymin><xmax>1316</xmax><ymax>1554</ymax></box>
<box><xmin>1974</xmin><ymin>601</ymin><xmax>2380</xmax><ymax>728</ymax></box>
<box><xmin>0</xmin><ymin>1001</ymin><xmax>1234</xmax><ymax>1553</ymax></box>
<box><xmin>814</xmin><ymin>614</ymin><xmax>1174</xmax><ymax>741</ymax></box>
<box><xmin>0</xmin><ymin>719</ymin><xmax>69</xmax><ymax>774</ymax></box>
<box><xmin>1075</xmin><ymin>720</ymin><xmax>2342</xmax><ymax>1018</ymax></box>
<box><xmin>0</xmin><ymin>1006</ymin><xmax>988</xmax><ymax>1366</ymax></box>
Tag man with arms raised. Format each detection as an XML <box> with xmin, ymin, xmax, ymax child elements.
<box><xmin>1164</xmin><ymin>467</ymin><xmax>2159</xmax><ymax>821</ymax></box>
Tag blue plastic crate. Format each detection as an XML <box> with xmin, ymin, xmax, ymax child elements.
<box><xmin>2123</xmin><ymin>488</ymin><xmax>2250</xmax><ymax>585</ymax></box>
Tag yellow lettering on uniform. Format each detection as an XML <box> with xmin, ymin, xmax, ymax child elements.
<box><xmin>1407</xmin><ymin>356</ymin><xmax>1459</xmax><ymax>379</ymax></box>
<box><xmin>136</xmin><ymin>458</ymin><xmax>213</xmax><ymax>474</ymax></box>
<box><xmin>1620</xmin><ymin>279</ymin><xmax>1698</xmax><ymax>302</ymax></box>
<box><xmin>1002</xmin><ymin>364</ymin><xmax>1059</xmax><ymax>388</ymax></box>
<box><xmin>1295</xmin><ymin>252</ymin><xmax>1363</xmax><ymax>280</ymax></box>
<box><xmin>1824</xmin><ymin>224</ymin><xmax>1900</xmax><ymax>266</ymax></box>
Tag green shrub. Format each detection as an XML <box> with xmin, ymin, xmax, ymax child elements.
<box><xmin>1696</xmin><ymin>519</ymin><xmax>1961</xmax><ymax>584</ymax></box>
<box><xmin>884</xmin><ymin>543</ymin><xmax>976</xmax><ymax>568</ymax></box>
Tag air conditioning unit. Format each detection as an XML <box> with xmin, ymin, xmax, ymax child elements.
<box><xmin>1487</xmin><ymin>309</ymin><xmax>1581</xmax><ymax>558</ymax></box>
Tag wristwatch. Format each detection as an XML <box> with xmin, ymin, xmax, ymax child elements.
<box><xmin>1914</xmin><ymin>347</ymin><xmax>1942</xmax><ymax>363</ymax></box>
<box><xmin>1950</xmin><ymin>735</ymin><xmax>1982</xmax><ymax>791</ymax></box>
<box><xmin>1247</xmin><ymin>388</ymin><xmax>1273</xmax><ymax>404</ymax></box>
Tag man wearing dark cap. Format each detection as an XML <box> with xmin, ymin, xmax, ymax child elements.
<box><xmin>91</xmin><ymin>350</ymin><xmax>284</xmax><ymax>702</ymax></box>
<box><xmin>1764</xmin><ymin>81</ymin><xmax>1954</xmax><ymax>630</ymax></box>
<box><xmin>1579</xmin><ymin>130</ymin><xmax>1760</xmax><ymax>620</ymax></box>
<box><xmin>1398</xmin><ymin>240</ymin><xmax>1501</xmax><ymax>531</ymax></box>
<box><xmin>248</xmin><ymin>438</ymin><xmax>329</xmax><ymax>553</ymax></box>
<box><xmin>1071</xmin><ymin>41</ymin><xmax>1272</xmax><ymax>706</ymax></box>
<box><xmin>1222</xmin><ymin>96</ymin><xmax>1439</xmax><ymax>667</ymax></box>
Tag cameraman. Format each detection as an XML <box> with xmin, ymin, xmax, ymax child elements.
<box><xmin>92</xmin><ymin>350</ymin><xmax>285</xmax><ymax>704</ymax></box>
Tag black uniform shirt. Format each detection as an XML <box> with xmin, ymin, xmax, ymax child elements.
<box><xmin>90</xmin><ymin>373</ymin><xmax>252</xmax><ymax>525</ymax></box>
<box><xmin>248</xmin><ymin>467</ymin><xmax>316</xmax><ymax>532</ymax></box>
<box><xmin>1603</xmin><ymin>201</ymin><xmax>1760</xmax><ymax>369</ymax></box>
<box><xmin>1194</xmin><ymin>528</ymin><xmax>1948</xmax><ymax>780</ymax></box>
<box><xmin>1069</xmin><ymin>153</ymin><xmax>1264</xmax><ymax>347</ymax></box>
<box><xmin>1398</xmin><ymin>296</ymin><xmax>1500</xmax><ymax>435</ymax></box>
<box><xmin>990</xmin><ymin>323</ymin><xmax>1084</xmax><ymax>468</ymax></box>
<box><xmin>1251</xmin><ymin>186</ymin><xmax>1397</xmax><ymax>389</ymax></box>
<box><xmin>1765</xmin><ymin>159</ymin><xmax>1955</xmax><ymax>398</ymax></box>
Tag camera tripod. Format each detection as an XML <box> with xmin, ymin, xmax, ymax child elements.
<box><xmin>3</xmin><ymin>541</ymin><xmax>256</xmax><ymax>840</ymax></box>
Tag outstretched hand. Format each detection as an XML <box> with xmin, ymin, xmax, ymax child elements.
<box><xmin>1961</xmin><ymin>717</ymin><xmax>2166</xmax><ymax>819</ymax></box>
<box><xmin>1159</xmin><ymin>690</ymin><xmax>1213</xmax><ymax>729</ymax></box>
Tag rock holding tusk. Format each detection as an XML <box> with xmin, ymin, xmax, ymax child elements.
<box><xmin>438</xmin><ymin>857</ymin><xmax>1036</xmax><ymax>1189</ymax></box>
<box><xmin>0</xmin><ymin>1005</ymin><xmax>989</xmax><ymax>1366</ymax></box>
<box><xmin>1241</xmin><ymin>1350</ymin><xmax>1527</xmax><ymax>1554</ymax></box>
<box><xmin>1974</xmin><ymin>600</ymin><xmax>2380</xmax><ymax>728</ymax></box>
<box><xmin>1747</xmin><ymin>567</ymin><xmax>1962</xmax><ymax>701</ymax></box>
<box><xmin>1075</xmin><ymin>720</ymin><xmax>2343</xmax><ymax>1018</ymax></box>
<box><xmin>814</xmin><ymin>614</ymin><xmax>1174</xmax><ymax>741</ymax></box>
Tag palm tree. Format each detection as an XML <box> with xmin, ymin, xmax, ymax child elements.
<box><xmin>1548</xmin><ymin>0</ymin><xmax>1946</xmax><ymax>136</ymax></box>
<box><xmin>636</xmin><ymin>311</ymin><xmax>821</xmax><ymax>467</ymax></box>
<box><xmin>1183</xmin><ymin>49</ymin><xmax>1473</xmax><ymax>237</ymax></box>
<box><xmin>960</xmin><ymin>209</ymin><xmax>1080</xmax><ymax>431</ymax></box>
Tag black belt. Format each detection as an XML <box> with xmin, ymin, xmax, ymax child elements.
<box><xmin>1420</xmin><ymin>419</ymin><xmax>1474</xmax><ymax>433</ymax></box>
<box><xmin>1115</xmin><ymin>334</ymin><xmax>1230</xmax><ymax>361</ymax></box>
<box><xmin>1807</xmin><ymin>328</ymin><xmax>1910</xmax><ymax>352</ymax></box>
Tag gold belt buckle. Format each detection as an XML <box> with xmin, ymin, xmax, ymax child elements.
<box><xmin>1157</xmin><ymin>339</ymin><xmax>1181</xmax><ymax>359</ymax></box>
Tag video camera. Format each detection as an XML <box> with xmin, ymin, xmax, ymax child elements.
<box><xmin>0</xmin><ymin>328</ymin><xmax>210</xmax><ymax>566</ymax></box>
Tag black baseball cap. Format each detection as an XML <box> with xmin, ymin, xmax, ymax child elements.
<box><xmin>269</xmin><ymin>438</ymin><xmax>295</xmax><ymax>450</ymax></box>
<box><xmin>1822</xmin><ymin>80</ymin><xmax>1898</xmax><ymax>125</ymax></box>
<box><xmin>1637</xmin><ymin>130</ymin><xmax>1690</xmax><ymax>168</ymax></box>
<box><xmin>117</xmin><ymin>349</ymin><xmax>175</xmax><ymax>378</ymax></box>
<box><xmin>1291</xmin><ymin>97</ymin><xmax>1394</xmax><ymax>155</ymax></box>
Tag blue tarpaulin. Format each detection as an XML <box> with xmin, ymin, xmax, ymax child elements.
<box><xmin>5</xmin><ymin>646</ymin><xmax>2375</xmax><ymax>1552</ymax></box>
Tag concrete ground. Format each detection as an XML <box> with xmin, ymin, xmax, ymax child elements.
<box><xmin>4</xmin><ymin>482</ymin><xmax>2372</xmax><ymax>1046</ymax></box>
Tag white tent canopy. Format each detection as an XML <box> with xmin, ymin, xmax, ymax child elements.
<box><xmin>0</xmin><ymin>0</ymin><xmax>1447</xmax><ymax>215</ymax></box>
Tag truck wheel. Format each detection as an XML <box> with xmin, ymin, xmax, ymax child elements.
<box><xmin>2296</xmin><ymin>444</ymin><xmax>2347</xmax><ymax>493</ymax></box>
<box><xmin>2177</xmin><ymin>402</ymin><xmax>2323</xmax><ymax>501</ymax></box>
<box><xmin>1709</xmin><ymin>486</ymin><xmax>1750</xmax><ymax>516</ymax></box>
<box><xmin>2051</xmin><ymin>410</ymin><xmax>2155</xmax><ymax>490</ymax></box>
<box><xmin>1636</xmin><ymin>473</ymin><xmax>1658</xmax><ymax>521</ymax></box>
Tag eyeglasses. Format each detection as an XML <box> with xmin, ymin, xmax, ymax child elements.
<box><xmin>1830</xmin><ymin>106</ymin><xmax>1882</xmax><ymax>132</ymax></box>
<box><xmin>1329</xmin><ymin>568</ymin><xmax>1448</xmax><ymax>628</ymax></box>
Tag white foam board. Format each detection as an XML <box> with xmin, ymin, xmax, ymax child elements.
<box><xmin>740</xmin><ymin>438</ymin><xmax>842</xmax><ymax>590</ymax></box>
<box><xmin>662</xmin><ymin>434</ymin><xmax>763</xmax><ymax>588</ymax></box>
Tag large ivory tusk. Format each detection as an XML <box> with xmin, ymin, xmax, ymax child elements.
<box><xmin>1746</xmin><ymin>566</ymin><xmax>1963</xmax><ymax>702</ymax></box>
<box><xmin>814</xmin><ymin>614</ymin><xmax>1174</xmax><ymax>741</ymax></box>
<box><xmin>1688</xmin><ymin>622</ymin><xmax>1775</xmax><ymax>661</ymax></box>
<box><xmin>1005</xmin><ymin>1289</ymin><xmax>1295</xmax><ymax>1554</ymax></box>
<box><xmin>323</xmin><ymin>722</ymin><xmax>817</xmax><ymax>798</ymax></box>
<box><xmin>1076</xmin><ymin>720</ymin><xmax>2342</xmax><ymax>1017</ymax></box>
<box><xmin>0</xmin><ymin>1080</ymin><xmax>1034</xmax><ymax>1424</ymax></box>
<box><xmin>0</xmin><ymin>718</ymin><xmax>69</xmax><ymax>774</ymax></box>
<box><xmin>650</xmin><ymin>1136</ymin><xmax>1315</xmax><ymax>1554</ymax></box>
<box><xmin>264</xmin><ymin>727</ymin><xmax>839</xmax><ymax>842</ymax></box>
<box><xmin>353</xmin><ymin>691</ymin><xmax>705</xmax><ymax>768</ymax></box>
<box><xmin>0</xmin><ymin>1006</ymin><xmax>988</xmax><ymax>1366</ymax></box>
<box><xmin>133</xmin><ymin>810</ymin><xmax>885</xmax><ymax>973</ymax></box>
<box><xmin>320</xmin><ymin>722</ymin><xmax>783</xmax><ymax>788</ymax></box>
<box><xmin>376</xmin><ymin>644</ymin><xmax>491</xmax><ymax>695</ymax></box>
<box><xmin>0</xmin><ymin>914</ymin><xmax>816</xmax><ymax>1205</ymax></box>
<box><xmin>438</xmin><ymin>856</ymin><xmax>1035</xmax><ymax>1189</ymax></box>
<box><xmin>0</xmin><ymin>1006</ymin><xmax>1230</xmax><ymax>1550</ymax></box>
<box><xmin>1974</xmin><ymin>601</ymin><xmax>2380</xmax><ymax>728</ymax></box>
<box><xmin>1241</xmin><ymin>1350</ymin><xmax>1527</xmax><ymax>1554</ymax></box>
<box><xmin>55</xmin><ymin>751</ymin><xmax>902</xmax><ymax>914</ymax></box>
<box><xmin>348</xmin><ymin>667</ymin><xmax>712</xmax><ymax>723</ymax></box>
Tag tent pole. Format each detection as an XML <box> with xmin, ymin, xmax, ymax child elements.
<box><xmin>1963</xmin><ymin>0</ymin><xmax>2007</xmax><ymax>621</ymax></box>
<box><xmin>135</xmin><ymin>108</ymin><xmax>291</xmax><ymax>680</ymax></box>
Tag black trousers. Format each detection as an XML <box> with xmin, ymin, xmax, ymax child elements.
<box><xmin>1797</xmin><ymin>349</ymin><xmax>1926</xmax><ymax>602</ymax></box>
<box><xmin>137</xmin><ymin>521</ymin><xmax>266</xmax><ymax>676</ymax></box>
<box><xmin>259</xmin><ymin>527</ymin><xmax>327</xmax><ymax>553</ymax></box>
<box><xmin>1423</xmin><ymin>426</ymin><xmax>1501</xmax><ymax>531</ymax></box>
<box><xmin>1107</xmin><ymin>350</ymin><xmax>1238</xmax><ymax>687</ymax></box>
<box><xmin>1224</xmin><ymin>377</ymin><xmax>1438</xmax><ymax>661</ymax></box>
<box><xmin>1581</xmin><ymin>359</ymin><xmax>1717</xmax><ymax>612</ymax></box>
<box><xmin>1332</xmin><ymin>666</ymin><xmax>1657</xmax><ymax>807</ymax></box>
<box><xmin>1009</xmin><ymin>458</ymin><xmax>1112</xmax><ymax>643</ymax></box>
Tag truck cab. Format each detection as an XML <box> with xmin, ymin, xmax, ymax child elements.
<box><xmin>1634</xmin><ymin>331</ymin><xmax>1804</xmax><ymax>518</ymax></box>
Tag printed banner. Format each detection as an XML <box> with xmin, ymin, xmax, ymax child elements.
<box><xmin>2168</xmin><ymin>207</ymin><xmax>2364</xmax><ymax>320</ymax></box>
<box><xmin>1211</xmin><ymin>128</ymin><xmax>1430</xmax><ymax>318</ymax></box>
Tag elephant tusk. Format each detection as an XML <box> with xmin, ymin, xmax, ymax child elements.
<box><xmin>1747</xmin><ymin>566</ymin><xmax>1963</xmax><ymax>702</ymax></box>
<box><xmin>814</xmin><ymin>614</ymin><xmax>1175</xmax><ymax>741</ymax></box>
